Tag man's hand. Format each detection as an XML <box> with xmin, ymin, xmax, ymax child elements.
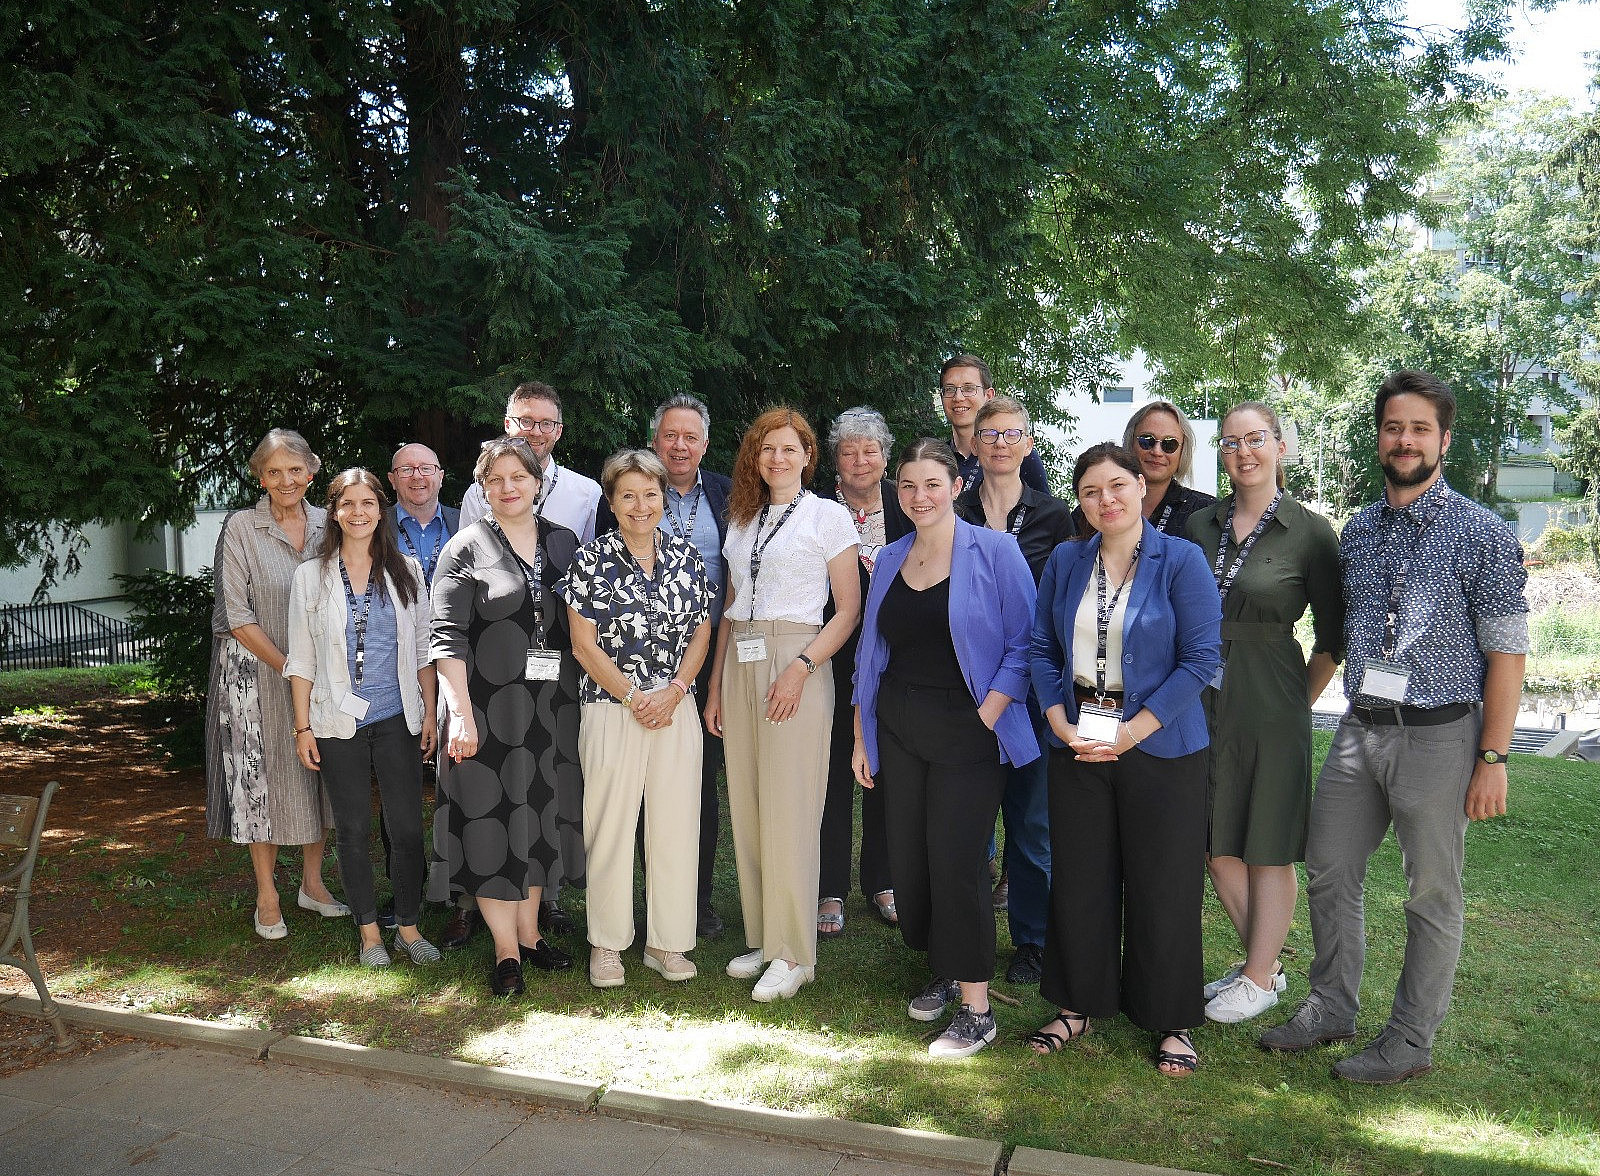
<box><xmin>1465</xmin><ymin>761</ymin><xmax>1508</xmax><ymax>821</ymax></box>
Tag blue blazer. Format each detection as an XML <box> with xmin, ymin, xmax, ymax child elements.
<box><xmin>1030</xmin><ymin>519</ymin><xmax>1221</xmax><ymax>758</ymax></box>
<box><xmin>854</xmin><ymin>518</ymin><xmax>1041</xmax><ymax>774</ymax></box>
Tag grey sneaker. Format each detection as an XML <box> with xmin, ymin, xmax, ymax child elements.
<box><xmin>908</xmin><ymin>977</ymin><xmax>960</xmax><ymax>1022</ymax></box>
<box><xmin>929</xmin><ymin>1005</ymin><xmax>997</xmax><ymax>1058</ymax></box>
<box><xmin>1332</xmin><ymin>1028</ymin><xmax>1433</xmax><ymax>1085</ymax></box>
<box><xmin>1258</xmin><ymin>995</ymin><xmax>1357</xmax><ymax>1052</ymax></box>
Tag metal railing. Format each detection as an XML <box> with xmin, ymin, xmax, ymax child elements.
<box><xmin>0</xmin><ymin>603</ymin><xmax>147</xmax><ymax>671</ymax></box>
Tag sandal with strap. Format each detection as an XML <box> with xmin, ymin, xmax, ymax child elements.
<box><xmin>1026</xmin><ymin>1012</ymin><xmax>1090</xmax><ymax>1054</ymax></box>
<box><xmin>871</xmin><ymin>889</ymin><xmax>898</xmax><ymax>926</ymax></box>
<box><xmin>1155</xmin><ymin>1029</ymin><xmax>1199</xmax><ymax>1077</ymax></box>
<box><xmin>817</xmin><ymin>898</ymin><xmax>845</xmax><ymax>939</ymax></box>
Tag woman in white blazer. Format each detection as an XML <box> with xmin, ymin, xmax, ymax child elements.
<box><xmin>287</xmin><ymin>469</ymin><xmax>441</xmax><ymax>967</ymax></box>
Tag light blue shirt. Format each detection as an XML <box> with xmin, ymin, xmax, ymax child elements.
<box><xmin>660</xmin><ymin>475</ymin><xmax>725</xmax><ymax>623</ymax></box>
<box><xmin>396</xmin><ymin>508</ymin><xmax>451</xmax><ymax>584</ymax></box>
<box><xmin>348</xmin><ymin>589</ymin><xmax>404</xmax><ymax>728</ymax></box>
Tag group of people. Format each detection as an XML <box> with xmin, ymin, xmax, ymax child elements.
<box><xmin>205</xmin><ymin>360</ymin><xmax>1527</xmax><ymax>1084</ymax></box>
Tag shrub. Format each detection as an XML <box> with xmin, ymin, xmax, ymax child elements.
<box><xmin>1529</xmin><ymin>605</ymin><xmax>1600</xmax><ymax>659</ymax></box>
<box><xmin>116</xmin><ymin>569</ymin><xmax>213</xmax><ymax>702</ymax></box>
<box><xmin>1530</xmin><ymin>524</ymin><xmax>1595</xmax><ymax>566</ymax></box>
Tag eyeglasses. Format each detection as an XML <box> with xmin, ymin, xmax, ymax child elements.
<box><xmin>392</xmin><ymin>463</ymin><xmax>440</xmax><ymax>477</ymax></box>
<box><xmin>507</xmin><ymin>416</ymin><xmax>561</xmax><ymax>434</ymax></box>
<box><xmin>977</xmin><ymin>428</ymin><xmax>1027</xmax><ymax>446</ymax></box>
<box><xmin>1135</xmin><ymin>434</ymin><xmax>1181</xmax><ymax>454</ymax></box>
<box><xmin>940</xmin><ymin>384</ymin><xmax>985</xmax><ymax>400</ymax></box>
<box><xmin>1217</xmin><ymin>430</ymin><xmax>1271</xmax><ymax>454</ymax></box>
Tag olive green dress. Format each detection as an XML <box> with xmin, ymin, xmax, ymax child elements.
<box><xmin>1186</xmin><ymin>493</ymin><xmax>1343</xmax><ymax>864</ymax></box>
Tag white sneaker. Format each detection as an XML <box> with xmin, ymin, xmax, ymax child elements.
<box><xmin>726</xmin><ymin>948</ymin><xmax>764</xmax><ymax>979</ymax></box>
<box><xmin>751</xmin><ymin>959</ymin><xmax>814</xmax><ymax>1002</ymax></box>
<box><xmin>1203</xmin><ymin>961</ymin><xmax>1286</xmax><ymax>1001</ymax></box>
<box><xmin>1205</xmin><ymin>973</ymin><xmax>1280</xmax><ymax>1023</ymax></box>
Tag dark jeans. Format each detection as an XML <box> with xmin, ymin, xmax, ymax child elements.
<box><xmin>998</xmin><ymin>699</ymin><xmax>1051</xmax><ymax>948</ymax></box>
<box><xmin>319</xmin><ymin>712</ymin><xmax>425</xmax><ymax>927</ymax></box>
<box><xmin>820</xmin><ymin>626</ymin><xmax>890</xmax><ymax>900</ymax></box>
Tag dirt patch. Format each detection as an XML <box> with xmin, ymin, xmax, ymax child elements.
<box><xmin>1525</xmin><ymin>562</ymin><xmax>1600</xmax><ymax>612</ymax></box>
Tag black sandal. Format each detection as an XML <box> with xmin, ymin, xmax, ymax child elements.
<box><xmin>1026</xmin><ymin>1012</ymin><xmax>1090</xmax><ymax>1054</ymax></box>
<box><xmin>1155</xmin><ymin>1029</ymin><xmax>1198</xmax><ymax>1076</ymax></box>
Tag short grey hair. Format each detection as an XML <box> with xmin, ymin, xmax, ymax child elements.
<box><xmin>828</xmin><ymin>406</ymin><xmax>894</xmax><ymax>460</ymax></box>
<box><xmin>1124</xmin><ymin>400</ymin><xmax>1198</xmax><ymax>484</ymax></box>
<box><xmin>248</xmin><ymin>429</ymin><xmax>321</xmax><ymax>480</ymax></box>
<box><xmin>974</xmin><ymin>395</ymin><xmax>1032</xmax><ymax>435</ymax></box>
<box><xmin>650</xmin><ymin>394</ymin><xmax>711</xmax><ymax>438</ymax></box>
<box><xmin>474</xmin><ymin>437</ymin><xmax>543</xmax><ymax>487</ymax></box>
<box><xmin>601</xmin><ymin>448</ymin><xmax>670</xmax><ymax>500</ymax></box>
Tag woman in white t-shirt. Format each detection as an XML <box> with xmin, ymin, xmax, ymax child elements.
<box><xmin>705</xmin><ymin>407</ymin><xmax>861</xmax><ymax>1001</ymax></box>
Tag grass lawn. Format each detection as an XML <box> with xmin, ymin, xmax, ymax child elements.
<box><xmin>6</xmin><ymin>667</ymin><xmax>1600</xmax><ymax>1175</ymax></box>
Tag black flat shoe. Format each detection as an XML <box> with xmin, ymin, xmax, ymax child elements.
<box><xmin>538</xmin><ymin>900</ymin><xmax>576</xmax><ymax>938</ymax></box>
<box><xmin>490</xmin><ymin>957</ymin><xmax>524</xmax><ymax>997</ymax></box>
<box><xmin>520</xmin><ymin>938</ymin><xmax>573</xmax><ymax>971</ymax></box>
<box><xmin>696</xmin><ymin>904</ymin><xmax>724</xmax><ymax>939</ymax></box>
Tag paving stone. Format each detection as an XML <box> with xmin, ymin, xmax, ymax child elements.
<box><xmin>188</xmin><ymin>1065</ymin><xmax>393</xmax><ymax>1155</ymax></box>
<box><xmin>0</xmin><ymin>1039</ymin><xmax>158</xmax><ymax>1106</ymax></box>
<box><xmin>0</xmin><ymin>1104</ymin><xmax>170</xmax><ymax>1176</ymax></box>
<box><xmin>0</xmin><ymin>1092</ymin><xmax>52</xmax><ymax>1136</ymax></box>
<box><xmin>304</xmin><ymin>1086</ymin><xmax>528</xmax><ymax>1176</ymax></box>
<box><xmin>100</xmin><ymin>1131</ymin><xmax>300</xmax><ymax>1176</ymax></box>
<box><xmin>833</xmin><ymin>1158</ymin><xmax>986</xmax><ymax>1176</ymax></box>
<box><xmin>74</xmin><ymin>1046</ymin><xmax>275</xmax><ymax>1129</ymax></box>
<box><xmin>645</xmin><ymin>1130</ymin><xmax>844</xmax><ymax>1176</ymax></box>
<box><xmin>458</xmin><ymin>1110</ymin><xmax>679</xmax><ymax>1176</ymax></box>
<box><xmin>280</xmin><ymin>1160</ymin><xmax>401</xmax><ymax>1176</ymax></box>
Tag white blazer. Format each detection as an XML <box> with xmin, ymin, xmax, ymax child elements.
<box><xmin>284</xmin><ymin>556</ymin><xmax>432</xmax><ymax>739</ymax></box>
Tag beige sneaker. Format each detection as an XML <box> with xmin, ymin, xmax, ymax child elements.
<box><xmin>642</xmin><ymin>947</ymin><xmax>697</xmax><ymax>981</ymax></box>
<box><xmin>589</xmin><ymin>947</ymin><xmax>625</xmax><ymax>988</ymax></box>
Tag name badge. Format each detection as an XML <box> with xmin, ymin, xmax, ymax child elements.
<box><xmin>1361</xmin><ymin>659</ymin><xmax>1410</xmax><ymax>702</ymax></box>
<box><xmin>338</xmin><ymin>692</ymin><xmax>371</xmax><ymax>720</ymax></box>
<box><xmin>1210</xmin><ymin>660</ymin><xmax>1227</xmax><ymax>691</ymax></box>
<box><xmin>736</xmin><ymin>634</ymin><xmax>769</xmax><ymax>664</ymax></box>
<box><xmin>1076</xmin><ymin>703</ymin><xmax>1121</xmax><ymax>744</ymax></box>
<box><xmin>525</xmin><ymin>649</ymin><xmax>562</xmax><ymax>682</ymax></box>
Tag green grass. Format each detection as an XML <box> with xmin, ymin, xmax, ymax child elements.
<box><xmin>28</xmin><ymin>733</ymin><xmax>1600</xmax><ymax>1176</ymax></box>
<box><xmin>0</xmin><ymin>663</ymin><xmax>153</xmax><ymax>711</ymax></box>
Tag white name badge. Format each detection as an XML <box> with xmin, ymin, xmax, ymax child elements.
<box><xmin>525</xmin><ymin>649</ymin><xmax>562</xmax><ymax>682</ymax></box>
<box><xmin>735</xmin><ymin>634</ymin><xmax>769</xmax><ymax>664</ymax></box>
<box><xmin>338</xmin><ymin>692</ymin><xmax>371</xmax><ymax>720</ymax></box>
<box><xmin>1210</xmin><ymin>660</ymin><xmax>1227</xmax><ymax>690</ymax></box>
<box><xmin>1076</xmin><ymin>703</ymin><xmax>1121</xmax><ymax>744</ymax></box>
<box><xmin>1361</xmin><ymin>659</ymin><xmax>1411</xmax><ymax>702</ymax></box>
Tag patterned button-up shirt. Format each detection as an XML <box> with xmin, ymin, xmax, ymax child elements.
<box><xmin>1341</xmin><ymin>477</ymin><xmax>1529</xmax><ymax>709</ymax></box>
<box><xmin>557</xmin><ymin>531</ymin><xmax>711</xmax><ymax>704</ymax></box>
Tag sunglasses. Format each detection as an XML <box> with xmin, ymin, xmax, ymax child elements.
<box><xmin>1135</xmin><ymin>434</ymin><xmax>1181</xmax><ymax>455</ymax></box>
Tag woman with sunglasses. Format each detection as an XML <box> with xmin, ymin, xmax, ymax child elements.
<box><xmin>1185</xmin><ymin>402</ymin><xmax>1343</xmax><ymax>1024</ymax></box>
<box><xmin>1096</xmin><ymin>401</ymin><xmax>1216</xmax><ymax>539</ymax></box>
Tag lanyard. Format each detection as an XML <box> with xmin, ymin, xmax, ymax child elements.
<box><xmin>1009</xmin><ymin>504</ymin><xmax>1030</xmax><ymax>535</ymax></box>
<box><xmin>487</xmin><ymin>518</ymin><xmax>547</xmax><ymax>648</ymax></box>
<box><xmin>665</xmin><ymin>483</ymin><xmax>703</xmax><ymax>541</ymax></box>
<box><xmin>1093</xmin><ymin>542</ymin><xmax>1141</xmax><ymax>699</ymax></box>
<box><xmin>1212</xmin><ymin>490</ymin><xmax>1283</xmax><ymax>603</ymax></box>
<box><xmin>535</xmin><ymin>461</ymin><xmax>561</xmax><ymax>514</ymax></box>
<box><xmin>338</xmin><ymin>559</ymin><xmax>378</xmax><ymax>689</ymax></box>
<box><xmin>1154</xmin><ymin>497</ymin><xmax>1176</xmax><ymax>533</ymax></box>
<box><xmin>626</xmin><ymin>532</ymin><xmax>663</xmax><ymax>631</ymax></box>
<box><xmin>1377</xmin><ymin>488</ymin><xmax>1448</xmax><ymax>659</ymax></box>
<box><xmin>398</xmin><ymin>516</ymin><xmax>446</xmax><ymax>581</ymax></box>
<box><xmin>746</xmin><ymin>491</ymin><xmax>805</xmax><ymax>621</ymax></box>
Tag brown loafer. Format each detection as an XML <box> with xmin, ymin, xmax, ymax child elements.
<box><xmin>441</xmin><ymin>908</ymin><xmax>483</xmax><ymax>952</ymax></box>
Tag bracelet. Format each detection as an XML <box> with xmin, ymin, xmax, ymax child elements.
<box><xmin>621</xmin><ymin>685</ymin><xmax>636</xmax><ymax>707</ymax></box>
<box><xmin>670</xmin><ymin>678</ymin><xmax>690</xmax><ymax>695</ymax></box>
<box><xmin>796</xmin><ymin>652</ymin><xmax>817</xmax><ymax>674</ymax></box>
<box><xmin>1122</xmin><ymin>722</ymin><xmax>1141</xmax><ymax>746</ymax></box>
<box><xmin>293</xmin><ymin>725</ymin><xmax>313</xmax><ymax>737</ymax></box>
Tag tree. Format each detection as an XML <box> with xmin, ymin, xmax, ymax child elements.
<box><xmin>1553</xmin><ymin>406</ymin><xmax>1600</xmax><ymax>570</ymax></box>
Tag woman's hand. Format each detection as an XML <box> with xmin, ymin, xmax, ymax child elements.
<box><xmin>295</xmin><ymin>729</ymin><xmax>321</xmax><ymax>771</ymax></box>
<box><xmin>852</xmin><ymin>737</ymin><xmax>875</xmax><ymax>789</ymax></box>
<box><xmin>419</xmin><ymin>715</ymin><xmax>438</xmax><ymax>758</ymax></box>
<box><xmin>1068</xmin><ymin>722</ymin><xmax>1138</xmax><ymax>763</ymax></box>
<box><xmin>764</xmin><ymin>660</ymin><xmax>809</xmax><ymax>724</ymax></box>
<box><xmin>447</xmin><ymin>711</ymin><xmax>479</xmax><ymax>763</ymax></box>
<box><xmin>703</xmin><ymin>685</ymin><xmax>723</xmax><ymax>737</ymax></box>
<box><xmin>633</xmin><ymin>686</ymin><xmax>679</xmax><ymax>730</ymax></box>
<box><xmin>976</xmin><ymin>691</ymin><xmax>1009</xmax><ymax>732</ymax></box>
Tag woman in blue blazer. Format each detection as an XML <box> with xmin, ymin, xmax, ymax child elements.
<box><xmin>1027</xmin><ymin>442</ymin><xmax>1221</xmax><ymax>1075</ymax></box>
<box><xmin>852</xmin><ymin>439</ymin><xmax>1040</xmax><ymax>1059</ymax></box>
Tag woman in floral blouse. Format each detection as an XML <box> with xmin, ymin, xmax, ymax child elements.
<box><xmin>560</xmin><ymin>449</ymin><xmax>713</xmax><ymax>989</ymax></box>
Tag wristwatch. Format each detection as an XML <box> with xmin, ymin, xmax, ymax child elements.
<box><xmin>1477</xmin><ymin>748</ymin><xmax>1506</xmax><ymax>765</ymax></box>
<box><xmin>796</xmin><ymin>653</ymin><xmax>817</xmax><ymax>674</ymax></box>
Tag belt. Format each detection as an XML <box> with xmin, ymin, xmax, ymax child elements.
<box><xmin>1074</xmin><ymin>685</ymin><xmax>1124</xmax><ymax>707</ymax></box>
<box><xmin>1348</xmin><ymin>702</ymin><xmax>1473</xmax><ymax>727</ymax></box>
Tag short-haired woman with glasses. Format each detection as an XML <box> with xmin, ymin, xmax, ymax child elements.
<box><xmin>1075</xmin><ymin>401</ymin><xmax>1215</xmax><ymax>540</ymax></box>
<box><xmin>1184</xmin><ymin>402</ymin><xmax>1344</xmax><ymax>1024</ymax></box>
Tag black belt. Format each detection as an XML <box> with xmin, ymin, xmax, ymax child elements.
<box><xmin>1348</xmin><ymin>702</ymin><xmax>1473</xmax><ymax>727</ymax></box>
<box><xmin>1074</xmin><ymin>685</ymin><xmax>1124</xmax><ymax>707</ymax></box>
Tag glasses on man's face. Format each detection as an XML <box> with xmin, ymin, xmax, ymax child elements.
<box><xmin>977</xmin><ymin>428</ymin><xmax>1026</xmax><ymax>446</ymax></box>
<box><xmin>1135</xmin><ymin>434</ymin><xmax>1181</xmax><ymax>455</ymax></box>
<box><xmin>940</xmin><ymin>384</ymin><xmax>985</xmax><ymax>400</ymax></box>
<box><xmin>1217</xmin><ymin>430</ymin><xmax>1271</xmax><ymax>454</ymax></box>
<box><xmin>507</xmin><ymin>416</ymin><xmax>561</xmax><ymax>435</ymax></box>
<box><xmin>392</xmin><ymin>464</ymin><xmax>440</xmax><ymax>478</ymax></box>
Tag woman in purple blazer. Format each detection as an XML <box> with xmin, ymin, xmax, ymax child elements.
<box><xmin>852</xmin><ymin>439</ymin><xmax>1039</xmax><ymax>1060</ymax></box>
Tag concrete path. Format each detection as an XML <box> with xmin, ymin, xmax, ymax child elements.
<box><xmin>0</xmin><ymin>1038</ymin><xmax>961</xmax><ymax>1176</ymax></box>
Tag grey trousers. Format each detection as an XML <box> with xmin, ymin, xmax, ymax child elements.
<box><xmin>1304</xmin><ymin>709</ymin><xmax>1478</xmax><ymax>1047</ymax></box>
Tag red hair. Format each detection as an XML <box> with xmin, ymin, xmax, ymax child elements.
<box><xmin>727</xmin><ymin>407</ymin><xmax>819</xmax><ymax>525</ymax></box>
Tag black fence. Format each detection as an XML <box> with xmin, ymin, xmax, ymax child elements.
<box><xmin>0</xmin><ymin>602</ymin><xmax>147</xmax><ymax>671</ymax></box>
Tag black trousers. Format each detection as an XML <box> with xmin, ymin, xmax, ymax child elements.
<box><xmin>819</xmin><ymin>626</ymin><xmax>890</xmax><ymax>900</ymax></box>
<box><xmin>319</xmin><ymin>713</ymin><xmax>425</xmax><ymax>927</ymax></box>
<box><xmin>1040</xmin><ymin>745</ymin><xmax>1207</xmax><ymax>1032</ymax></box>
<box><xmin>877</xmin><ymin>676</ymin><xmax>1005</xmax><ymax>983</ymax></box>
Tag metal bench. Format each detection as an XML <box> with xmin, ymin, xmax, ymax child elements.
<box><xmin>1</xmin><ymin>781</ymin><xmax>71</xmax><ymax>1050</ymax></box>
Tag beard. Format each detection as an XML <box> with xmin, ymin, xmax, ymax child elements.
<box><xmin>1381</xmin><ymin>451</ymin><xmax>1439</xmax><ymax>488</ymax></box>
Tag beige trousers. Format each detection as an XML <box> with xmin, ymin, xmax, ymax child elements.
<box><xmin>720</xmin><ymin>620</ymin><xmax>832</xmax><ymax>968</ymax></box>
<box><xmin>578</xmin><ymin>695</ymin><xmax>703</xmax><ymax>953</ymax></box>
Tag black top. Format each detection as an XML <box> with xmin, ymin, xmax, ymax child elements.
<box><xmin>955</xmin><ymin>483</ymin><xmax>1078</xmax><ymax>585</ymax></box>
<box><xmin>1071</xmin><ymin>479</ymin><xmax>1215</xmax><ymax>546</ymax></box>
<box><xmin>880</xmin><ymin>573</ymin><xmax>964</xmax><ymax>688</ymax></box>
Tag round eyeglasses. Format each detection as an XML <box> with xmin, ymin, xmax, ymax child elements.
<box><xmin>1217</xmin><ymin>430</ymin><xmax>1271</xmax><ymax>454</ymax></box>
<box><xmin>977</xmin><ymin>428</ymin><xmax>1027</xmax><ymax>446</ymax></box>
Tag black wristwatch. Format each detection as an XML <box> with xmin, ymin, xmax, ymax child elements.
<box><xmin>1477</xmin><ymin>748</ymin><xmax>1506</xmax><ymax>765</ymax></box>
<box><xmin>796</xmin><ymin>652</ymin><xmax>817</xmax><ymax>674</ymax></box>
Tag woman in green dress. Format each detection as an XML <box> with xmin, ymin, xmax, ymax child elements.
<box><xmin>1186</xmin><ymin>402</ymin><xmax>1344</xmax><ymax>1025</ymax></box>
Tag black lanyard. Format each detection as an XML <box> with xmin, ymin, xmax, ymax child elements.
<box><xmin>1377</xmin><ymin>489</ymin><xmax>1447</xmax><ymax>659</ymax></box>
<box><xmin>665</xmin><ymin>483</ymin><xmax>703</xmax><ymax>541</ymax></box>
<box><xmin>1154</xmin><ymin>497</ymin><xmax>1176</xmax><ymax>533</ymax></box>
<box><xmin>488</xmin><ymin>518</ymin><xmax>547</xmax><ymax>648</ymax></box>
<box><xmin>338</xmin><ymin>559</ymin><xmax>378</xmax><ymax>689</ymax></box>
<box><xmin>1009</xmin><ymin>504</ymin><xmax>1030</xmax><ymax>535</ymax></box>
<box><xmin>1093</xmin><ymin>542</ymin><xmax>1141</xmax><ymax>699</ymax></box>
<box><xmin>1212</xmin><ymin>490</ymin><xmax>1283</xmax><ymax>603</ymax></box>
<box><xmin>535</xmin><ymin>461</ymin><xmax>560</xmax><ymax>513</ymax></box>
<box><xmin>746</xmin><ymin>491</ymin><xmax>805</xmax><ymax>620</ymax></box>
<box><xmin>398</xmin><ymin>515</ymin><xmax>446</xmax><ymax>582</ymax></box>
<box><xmin>626</xmin><ymin>532</ymin><xmax>663</xmax><ymax>631</ymax></box>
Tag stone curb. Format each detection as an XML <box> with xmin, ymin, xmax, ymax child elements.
<box><xmin>1009</xmin><ymin>1147</ymin><xmax>1215</xmax><ymax>1176</ymax></box>
<box><xmin>599</xmin><ymin>1084</ymin><xmax>1002</xmax><ymax>1175</ymax></box>
<box><xmin>267</xmin><ymin>1034</ymin><xmax>600</xmax><ymax>1112</ymax></box>
<box><xmin>2</xmin><ymin>994</ymin><xmax>281</xmax><ymax>1059</ymax></box>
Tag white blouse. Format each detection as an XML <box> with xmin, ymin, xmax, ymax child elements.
<box><xmin>1071</xmin><ymin>567</ymin><xmax>1133</xmax><ymax>694</ymax></box>
<box><xmin>722</xmin><ymin>493</ymin><xmax>858</xmax><ymax>626</ymax></box>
